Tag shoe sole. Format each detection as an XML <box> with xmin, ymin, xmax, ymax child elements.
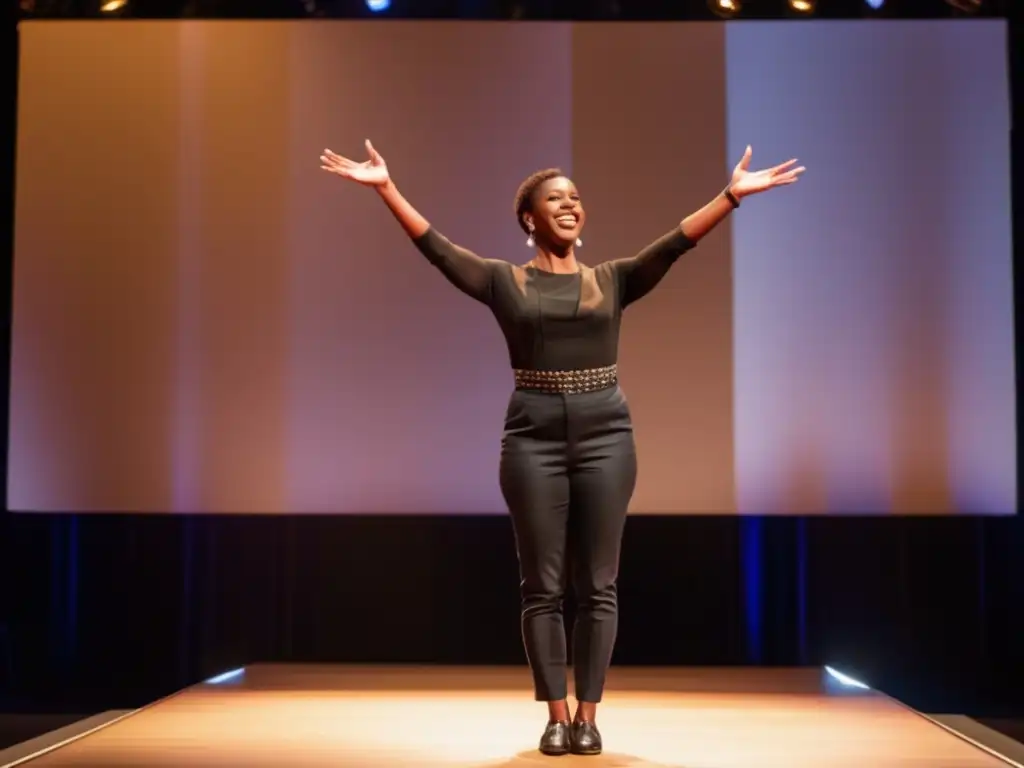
<box><xmin>539</xmin><ymin>747</ymin><xmax>570</xmax><ymax>756</ymax></box>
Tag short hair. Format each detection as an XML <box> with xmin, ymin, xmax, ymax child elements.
<box><xmin>513</xmin><ymin>168</ymin><xmax>566</xmax><ymax>234</ymax></box>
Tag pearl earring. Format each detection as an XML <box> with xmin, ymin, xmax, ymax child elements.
<box><xmin>526</xmin><ymin>229</ymin><xmax>535</xmax><ymax>248</ymax></box>
<box><xmin>576</xmin><ymin>237</ymin><xmax>583</xmax><ymax>247</ymax></box>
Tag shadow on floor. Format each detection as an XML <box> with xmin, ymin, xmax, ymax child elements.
<box><xmin>479</xmin><ymin>749</ymin><xmax>686</xmax><ymax>768</ymax></box>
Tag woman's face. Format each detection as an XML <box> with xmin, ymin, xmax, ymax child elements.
<box><xmin>525</xmin><ymin>176</ymin><xmax>585</xmax><ymax>248</ymax></box>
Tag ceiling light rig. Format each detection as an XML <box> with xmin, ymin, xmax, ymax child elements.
<box><xmin>708</xmin><ymin>0</ymin><xmax>740</xmax><ymax>19</ymax></box>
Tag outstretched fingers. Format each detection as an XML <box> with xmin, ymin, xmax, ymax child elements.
<box><xmin>365</xmin><ymin>139</ymin><xmax>382</xmax><ymax>164</ymax></box>
<box><xmin>773</xmin><ymin>165</ymin><xmax>806</xmax><ymax>185</ymax></box>
<box><xmin>769</xmin><ymin>158</ymin><xmax>799</xmax><ymax>175</ymax></box>
<box><xmin>321</xmin><ymin>149</ymin><xmax>355</xmax><ymax>167</ymax></box>
<box><xmin>319</xmin><ymin>150</ymin><xmax>357</xmax><ymax>177</ymax></box>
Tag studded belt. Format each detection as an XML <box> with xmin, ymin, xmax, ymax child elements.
<box><xmin>513</xmin><ymin>364</ymin><xmax>618</xmax><ymax>395</ymax></box>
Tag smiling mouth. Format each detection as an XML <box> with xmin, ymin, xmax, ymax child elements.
<box><xmin>555</xmin><ymin>214</ymin><xmax>578</xmax><ymax>229</ymax></box>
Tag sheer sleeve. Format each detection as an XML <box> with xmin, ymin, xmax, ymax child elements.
<box><xmin>411</xmin><ymin>227</ymin><xmax>498</xmax><ymax>305</ymax></box>
<box><xmin>611</xmin><ymin>226</ymin><xmax>696</xmax><ymax>308</ymax></box>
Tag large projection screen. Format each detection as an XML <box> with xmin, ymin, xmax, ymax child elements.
<box><xmin>10</xmin><ymin>19</ymin><xmax>1014</xmax><ymax>515</ymax></box>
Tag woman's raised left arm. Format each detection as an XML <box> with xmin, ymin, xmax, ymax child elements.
<box><xmin>615</xmin><ymin>146</ymin><xmax>805</xmax><ymax>307</ymax></box>
<box><xmin>682</xmin><ymin>145</ymin><xmax>805</xmax><ymax>241</ymax></box>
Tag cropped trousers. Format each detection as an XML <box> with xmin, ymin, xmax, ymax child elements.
<box><xmin>498</xmin><ymin>384</ymin><xmax>638</xmax><ymax>703</ymax></box>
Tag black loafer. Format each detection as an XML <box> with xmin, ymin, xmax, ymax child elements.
<box><xmin>539</xmin><ymin>720</ymin><xmax>571</xmax><ymax>756</ymax></box>
<box><xmin>570</xmin><ymin>719</ymin><xmax>602</xmax><ymax>755</ymax></box>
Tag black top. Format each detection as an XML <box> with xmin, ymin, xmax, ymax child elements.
<box><xmin>412</xmin><ymin>226</ymin><xmax>697</xmax><ymax>371</ymax></box>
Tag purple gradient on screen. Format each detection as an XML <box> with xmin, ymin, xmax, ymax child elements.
<box><xmin>174</xmin><ymin>24</ymin><xmax>204</xmax><ymax>513</ymax></box>
<box><xmin>727</xmin><ymin>21</ymin><xmax>1014</xmax><ymax>514</ymax></box>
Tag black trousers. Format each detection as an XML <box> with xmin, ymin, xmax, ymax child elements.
<box><xmin>499</xmin><ymin>384</ymin><xmax>637</xmax><ymax>704</ymax></box>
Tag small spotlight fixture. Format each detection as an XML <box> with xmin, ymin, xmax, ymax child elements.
<box><xmin>708</xmin><ymin>0</ymin><xmax>741</xmax><ymax>18</ymax></box>
<box><xmin>99</xmin><ymin>0</ymin><xmax>127</xmax><ymax>10</ymax></box>
<box><xmin>789</xmin><ymin>0</ymin><xmax>816</xmax><ymax>13</ymax></box>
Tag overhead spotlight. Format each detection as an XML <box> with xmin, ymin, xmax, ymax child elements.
<box><xmin>865</xmin><ymin>0</ymin><xmax>884</xmax><ymax>8</ymax></box>
<box><xmin>708</xmin><ymin>0</ymin><xmax>740</xmax><ymax>18</ymax></box>
<box><xmin>99</xmin><ymin>0</ymin><xmax>127</xmax><ymax>10</ymax></box>
<box><xmin>788</xmin><ymin>0</ymin><xmax>816</xmax><ymax>12</ymax></box>
<box><xmin>366</xmin><ymin>0</ymin><xmax>390</xmax><ymax>11</ymax></box>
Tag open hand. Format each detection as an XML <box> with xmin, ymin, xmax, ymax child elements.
<box><xmin>729</xmin><ymin>146</ymin><xmax>805</xmax><ymax>199</ymax></box>
<box><xmin>320</xmin><ymin>139</ymin><xmax>390</xmax><ymax>187</ymax></box>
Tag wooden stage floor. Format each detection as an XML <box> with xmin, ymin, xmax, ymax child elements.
<box><xmin>11</xmin><ymin>665</ymin><xmax>1013</xmax><ymax>767</ymax></box>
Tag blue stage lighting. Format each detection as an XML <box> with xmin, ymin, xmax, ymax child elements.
<box><xmin>366</xmin><ymin>0</ymin><xmax>390</xmax><ymax>11</ymax></box>
<box><xmin>206</xmin><ymin>667</ymin><xmax>245</xmax><ymax>685</ymax></box>
<box><xmin>824</xmin><ymin>666</ymin><xmax>870</xmax><ymax>690</ymax></box>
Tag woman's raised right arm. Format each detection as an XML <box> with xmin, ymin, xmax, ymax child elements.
<box><xmin>375</xmin><ymin>177</ymin><xmax>429</xmax><ymax>239</ymax></box>
<box><xmin>321</xmin><ymin>140</ymin><xmax>495</xmax><ymax>303</ymax></box>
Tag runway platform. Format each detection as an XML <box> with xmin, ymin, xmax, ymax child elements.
<box><xmin>2</xmin><ymin>665</ymin><xmax>1020</xmax><ymax>767</ymax></box>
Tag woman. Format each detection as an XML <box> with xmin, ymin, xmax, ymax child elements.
<box><xmin>320</xmin><ymin>140</ymin><xmax>803</xmax><ymax>756</ymax></box>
